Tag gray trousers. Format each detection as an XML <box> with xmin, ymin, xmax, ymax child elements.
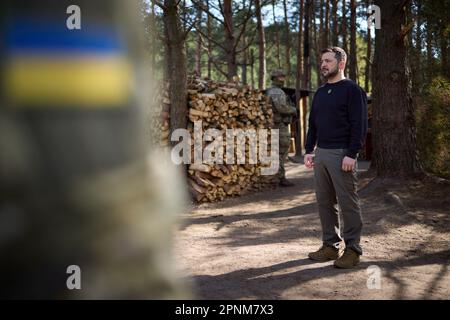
<box><xmin>278</xmin><ymin>123</ymin><xmax>291</xmax><ymax>180</ymax></box>
<box><xmin>313</xmin><ymin>147</ymin><xmax>363</xmax><ymax>255</ymax></box>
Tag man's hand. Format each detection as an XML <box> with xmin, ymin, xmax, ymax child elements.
<box><xmin>304</xmin><ymin>154</ymin><xmax>315</xmax><ymax>169</ymax></box>
<box><xmin>342</xmin><ymin>156</ymin><xmax>356</xmax><ymax>172</ymax></box>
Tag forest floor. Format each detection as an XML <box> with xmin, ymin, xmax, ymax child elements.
<box><xmin>173</xmin><ymin>158</ymin><xmax>450</xmax><ymax>299</ymax></box>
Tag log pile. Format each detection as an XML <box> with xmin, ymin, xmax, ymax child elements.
<box><xmin>159</xmin><ymin>76</ymin><xmax>279</xmax><ymax>203</ymax></box>
<box><xmin>187</xmin><ymin>78</ymin><xmax>273</xmax><ymax>130</ymax></box>
<box><xmin>187</xmin><ymin>162</ymin><xmax>278</xmax><ymax>202</ymax></box>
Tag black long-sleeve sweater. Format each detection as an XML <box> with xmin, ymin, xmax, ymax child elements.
<box><xmin>305</xmin><ymin>79</ymin><xmax>368</xmax><ymax>159</ymax></box>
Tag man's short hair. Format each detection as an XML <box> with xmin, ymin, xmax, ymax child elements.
<box><xmin>321</xmin><ymin>47</ymin><xmax>347</xmax><ymax>62</ymax></box>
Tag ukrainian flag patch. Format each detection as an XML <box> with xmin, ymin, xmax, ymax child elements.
<box><xmin>3</xmin><ymin>19</ymin><xmax>134</xmax><ymax>108</ymax></box>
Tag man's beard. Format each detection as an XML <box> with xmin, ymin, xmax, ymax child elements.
<box><xmin>321</xmin><ymin>65</ymin><xmax>339</xmax><ymax>79</ymax></box>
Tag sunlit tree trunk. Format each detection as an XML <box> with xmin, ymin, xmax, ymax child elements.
<box><xmin>372</xmin><ymin>0</ymin><xmax>422</xmax><ymax>177</ymax></box>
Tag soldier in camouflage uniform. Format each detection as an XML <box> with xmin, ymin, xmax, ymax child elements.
<box><xmin>0</xmin><ymin>0</ymin><xmax>189</xmax><ymax>299</ymax></box>
<box><xmin>266</xmin><ymin>70</ymin><xmax>297</xmax><ymax>187</ymax></box>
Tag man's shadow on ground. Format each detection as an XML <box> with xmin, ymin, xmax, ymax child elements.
<box><xmin>189</xmin><ymin>249</ymin><xmax>449</xmax><ymax>299</ymax></box>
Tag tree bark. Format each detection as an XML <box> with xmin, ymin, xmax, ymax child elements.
<box><xmin>365</xmin><ymin>0</ymin><xmax>372</xmax><ymax>92</ymax></box>
<box><xmin>372</xmin><ymin>0</ymin><xmax>422</xmax><ymax>177</ymax></box>
<box><xmin>341</xmin><ymin>0</ymin><xmax>348</xmax><ymax>71</ymax></box>
<box><xmin>324</xmin><ymin>0</ymin><xmax>330</xmax><ymax>47</ymax></box>
<box><xmin>364</xmin><ymin>16</ymin><xmax>372</xmax><ymax>92</ymax></box>
<box><xmin>319</xmin><ymin>0</ymin><xmax>324</xmax><ymax>49</ymax></box>
<box><xmin>242</xmin><ymin>37</ymin><xmax>248</xmax><ymax>84</ymax></box>
<box><xmin>273</xmin><ymin>0</ymin><xmax>281</xmax><ymax>68</ymax></box>
<box><xmin>283</xmin><ymin>0</ymin><xmax>291</xmax><ymax>85</ymax></box>
<box><xmin>195</xmin><ymin>1</ymin><xmax>203</xmax><ymax>76</ymax></box>
<box><xmin>296</xmin><ymin>0</ymin><xmax>304</xmax><ymax>97</ymax></box>
<box><xmin>206</xmin><ymin>0</ymin><xmax>212</xmax><ymax>78</ymax></box>
<box><xmin>303</xmin><ymin>0</ymin><xmax>311</xmax><ymax>91</ymax></box>
<box><xmin>303</xmin><ymin>0</ymin><xmax>312</xmax><ymax>156</ymax></box>
<box><xmin>312</xmin><ymin>1</ymin><xmax>321</xmax><ymax>88</ymax></box>
<box><xmin>331</xmin><ymin>0</ymin><xmax>338</xmax><ymax>45</ymax></box>
<box><xmin>250</xmin><ymin>47</ymin><xmax>255</xmax><ymax>88</ymax></box>
<box><xmin>182</xmin><ymin>0</ymin><xmax>188</xmax><ymax>59</ymax></box>
<box><xmin>255</xmin><ymin>0</ymin><xmax>266</xmax><ymax>89</ymax></box>
<box><xmin>413</xmin><ymin>0</ymin><xmax>422</xmax><ymax>88</ymax></box>
<box><xmin>295</xmin><ymin>0</ymin><xmax>305</xmax><ymax>156</ymax></box>
<box><xmin>349</xmin><ymin>0</ymin><xmax>358</xmax><ymax>82</ymax></box>
<box><xmin>163</xmin><ymin>0</ymin><xmax>188</xmax><ymax>141</ymax></box>
<box><xmin>223</xmin><ymin>0</ymin><xmax>237</xmax><ymax>81</ymax></box>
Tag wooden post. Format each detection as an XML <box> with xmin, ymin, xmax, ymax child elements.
<box><xmin>300</xmin><ymin>96</ymin><xmax>308</xmax><ymax>152</ymax></box>
<box><xmin>293</xmin><ymin>95</ymin><xmax>303</xmax><ymax>157</ymax></box>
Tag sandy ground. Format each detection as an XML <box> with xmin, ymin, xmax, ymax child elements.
<box><xmin>173</xmin><ymin>160</ymin><xmax>450</xmax><ymax>299</ymax></box>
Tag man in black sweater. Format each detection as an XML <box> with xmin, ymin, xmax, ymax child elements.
<box><xmin>304</xmin><ymin>47</ymin><xmax>368</xmax><ymax>269</ymax></box>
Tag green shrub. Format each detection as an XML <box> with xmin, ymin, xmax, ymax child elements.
<box><xmin>416</xmin><ymin>76</ymin><xmax>450</xmax><ymax>179</ymax></box>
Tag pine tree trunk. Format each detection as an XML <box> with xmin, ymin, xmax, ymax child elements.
<box><xmin>349</xmin><ymin>0</ymin><xmax>357</xmax><ymax>82</ymax></box>
<box><xmin>255</xmin><ymin>0</ymin><xmax>266</xmax><ymax>90</ymax></box>
<box><xmin>331</xmin><ymin>0</ymin><xmax>338</xmax><ymax>45</ymax></box>
<box><xmin>319</xmin><ymin>0</ymin><xmax>324</xmax><ymax>49</ymax></box>
<box><xmin>303</xmin><ymin>0</ymin><xmax>312</xmax><ymax>155</ymax></box>
<box><xmin>182</xmin><ymin>0</ymin><xmax>188</xmax><ymax>59</ymax></box>
<box><xmin>364</xmin><ymin>22</ymin><xmax>372</xmax><ymax>92</ymax></box>
<box><xmin>242</xmin><ymin>37</ymin><xmax>248</xmax><ymax>85</ymax></box>
<box><xmin>342</xmin><ymin>0</ymin><xmax>347</xmax><ymax>48</ymax></box>
<box><xmin>195</xmin><ymin>1</ymin><xmax>202</xmax><ymax>77</ymax></box>
<box><xmin>273</xmin><ymin>0</ymin><xmax>281</xmax><ymax>68</ymax></box>
<box><xmin>312</xmin><ymin>1</ymin><xmax>321</xmax><ymax>88</ymax></box>
<box><xmin>324</xmin><ymin>0</ymin><xmax>330</xmax><ymax>47</ymax></box>
<box><xmin>295</xmin><ymin>0</ymin><xmax>305</xmax><ymax>156</ymax></box>
<box><xmin>372</xmin><ymin>0</ymin><xmax>422</xmax><ymax>177</ymax></box>
<box><xmin>413</xmin><ymin>0</ymin><xmax>422</xmax><ymax>88</ymax></box>
<box><xmin>164</xmin><ymin>0</ymin><xmax>188</xmax><ymax>141</ymax></box>
<box><xmin>341</xmin><ymin>0</ymin><xmax>348</xmax><ymax>75</ymax></box>
<box><xmin>364</xmin><ymin>0</ymin><xmax>372</xmax><ymax>92</ymax></box>
<box><xmin>296</xmin><ymin>0</ymin><xmax>304</xmax><ymax>97</ymax></box>
<box><xmin>250</xmin><ymin>48</ymin><xmax>255</xmax><ymax>88</ymax></box>
<box><xmin>206</xmin><ymin>0</ymin><xmax>212</xmax><ymax>78</ymax></box>
<box><xmin>224</xmin><ymin>0</ymin><xmax>237</xmax><ymax>81</ymax></box>
<box><xmin>303</xmin><ymin>0</ymin><xmax>311</xmax><ymax>90</ymax></box>
<box><xmin>283</xmin><ymin>0</ymin><xmax>291</xmax><ymax>84</ymax></box>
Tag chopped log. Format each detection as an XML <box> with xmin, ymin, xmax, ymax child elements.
<box><xmin>189</xmin><ymin>163</ymin><xmax>211</xmax><ymax>173</ymax></box>
<box><xmin>188</xmin><ymin>178</ymin><xmax>208</xmax><ymax>194</ymax></box>
<box><xmin>157</xmin><ymin>75</ymin><xmax>278</xmax><ymax>202</ymax></box>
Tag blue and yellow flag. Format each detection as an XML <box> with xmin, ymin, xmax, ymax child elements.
<box><xmin>4</xmin><ymin>19</ymin><xmax>134</xmax><ymax>108</ymax></box>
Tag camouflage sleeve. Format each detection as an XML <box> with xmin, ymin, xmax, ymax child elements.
<box><xmin>287</xmin><ymin>98</ymin><xmax>297</xmax><ymax>115</ymax></box>
<box><xmin>269</xmin><ymin>89</ymin><xmax>297</xmax><ymax>115</ymax></box>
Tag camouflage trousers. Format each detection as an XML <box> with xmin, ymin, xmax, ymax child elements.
<box><xmin>277</xmin><ymin>123</ymin><xmax>291</xmax><ymax>180</ymax></box>
<box><xmin>0</xmin><ymin>108</ymin><xmax>189</xmax><ymax>299</ymax></box>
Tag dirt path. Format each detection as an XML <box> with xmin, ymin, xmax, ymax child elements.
<box><xmin>173</xmin><ymin>161</ymin><xmax>450</xmax><ymax>299</ymax></box>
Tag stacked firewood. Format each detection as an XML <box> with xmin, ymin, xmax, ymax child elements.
<box><xmin>159</xmin><ymin>76</ymin><xmax>279</xmax><ymax>202</ymax></box>
<box><xmin>187</xmin><ymin>77</ymin><xmax>273</xmax><ymax>130</ymax></box>
<box><xmin>187</xmin><ymin>162</ymin><xmax>278</xmax><ymax>202</ymax></box>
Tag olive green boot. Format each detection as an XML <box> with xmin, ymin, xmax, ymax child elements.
<box><xmin>334</xmin><ymin>248</ymin><xmax>360</xmax><ymax>269</ymax></box>
<box><xmin>308</xmin><ymin>245</ymin><xmax>340</xmax><ymax>262</ymax></box>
